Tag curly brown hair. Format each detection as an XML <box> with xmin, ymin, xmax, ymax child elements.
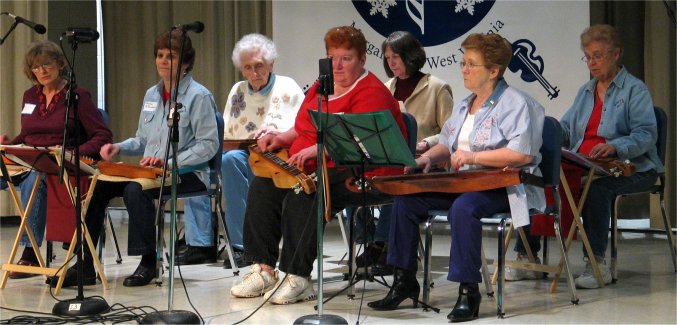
<box><xmin>461</xmin><ymin>33</ymin><xmax>512</xmax><ymax>78</ymax></box>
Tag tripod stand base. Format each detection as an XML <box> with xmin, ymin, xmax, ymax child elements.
<box><xmin>52</xmin><ymin>296</ymin><xmax>110</xmax><ymax>316</ymax></box>
<box><xmin>140</xmin><ymin>310</ymin><xmax>200</xmax><ymax>324</ymax></box>
<box><xmin>294</xmin><ymin>314</ymin><xmax>348</xmax><ymax>325</ymax></box>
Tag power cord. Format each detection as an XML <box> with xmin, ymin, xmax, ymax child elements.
<box><xmin>0</xmin><ymin>303</ymin><xmax>159</xmax><ymax>324</ymax></box>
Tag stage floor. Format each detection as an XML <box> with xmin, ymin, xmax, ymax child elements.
<box><xmin>1</xmin><ymin>210</ymin><xmax>675</xmax><ymax>324</ymax></box>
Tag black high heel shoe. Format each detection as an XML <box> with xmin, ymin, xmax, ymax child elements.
<box><xmin>447</xmin><ymin>283</ymin><xmax>481</xmax><ymax>322</ymax></box>
<box><xmin>368</xmin><ymin>267</ymin><xmax>420</xmax><ymax>310</ymax></box>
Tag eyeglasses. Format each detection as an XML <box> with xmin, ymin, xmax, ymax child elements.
<box><xmin>581</xmin><ymin>50</ymin><xmax>612</xmax><ymax>63</ymax></box>
<box><xmin>31</xmin><ymin>61</ymin><xmax>54</xmax><ymax>72</ymax></box>
<box><xmin>459</xmin><ymin>61</ymin><xmax>487</xmax><ymax>70</ymax></box>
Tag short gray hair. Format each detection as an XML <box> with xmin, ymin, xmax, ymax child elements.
<box><xmin>231</xmin><ymin>33</ymin><xmax>278</xmax><ymax>69</ymax></box>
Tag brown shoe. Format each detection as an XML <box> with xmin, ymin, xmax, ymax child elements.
<box><xmin>8</xmin><ymin>259</ymin><xmax>39</xmax><ymax>279</ymax></box>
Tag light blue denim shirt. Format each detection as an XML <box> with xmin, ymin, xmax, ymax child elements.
<box><xmin>560</xmin><ymin>66</ymin><xmax>663</xmax><ymax>173</ymax></box>
<box><xmin>440</xmin><ymin>79</ymin><xmax>546</xmax><ymax>215</ymax></box>
<box><xmin>118</xmin><ymin>74</ymin><xmax>219</xmax><ymax>187</ymax></box>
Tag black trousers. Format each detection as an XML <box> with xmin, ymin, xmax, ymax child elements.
<box><xmin>243</xmin><ymin>169</ymin><xmax>391</xmax><ymax>277</ymax></box>
<box><xmin>85</xmin><ymin>172</ymin><xmax>205</xmax><ymax>257</ymax></box>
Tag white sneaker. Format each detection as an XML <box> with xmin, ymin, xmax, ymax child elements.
<box><xmin>231</xmin><ymin>264</ymin><xmax>278</xmax><ymax>298</ymax></box>
<box><xmin>575</xmin><ymin>256</ymin><xmax>612</xmax><ymax>289</ymax></box>
<box><xmin>505</xmin><ymin>254</ymin><xmax>542</xmax><ymax>281</ymax></box>
<box><xmin>264</xmin><ymin>274</ymin><xmax>317</xmax><ymax>305</ymax></box>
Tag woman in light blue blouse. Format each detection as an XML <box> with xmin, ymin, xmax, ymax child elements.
<box><xmin>47</xmin><ymin>30</ymin><xmax>219</xmax><ymax>288</ymax></box>
<box><xmin>510</xmin><ymin>24</ymin><xmax>662</xmax><ymax>289</ymax></box>
<box><xmin>368</xmin><ymin>33</ymin><xmax>545</xmax><ymax>322</ymax></box>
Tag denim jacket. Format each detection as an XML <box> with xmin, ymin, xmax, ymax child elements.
<box><xmin>560</xmin><ymin>66</ymin><xmax>663</xmax><ymax>173</ymax></box>
<box><xmin>118</xmin><ymin>74</ymin><xmax>219</xmax><ymax>187</ymax></box>
<box><xmin>440</xmin><ymin>79</ymin><xmax>546</xmax><ymax>224</ymax></box>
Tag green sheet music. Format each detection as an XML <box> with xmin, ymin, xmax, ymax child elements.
<box><xmin>310</xmin><ymin>110</ymin><xmax>416</xmax><ymax>168</ymax></box>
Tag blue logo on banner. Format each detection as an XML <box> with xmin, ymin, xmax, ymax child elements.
<box><xmin>508</xmin><ymin>39</ymin><xmax>560</xmax><ymax>99</ymax></box>
<box><xmin>352</xmin><ymin>0</ymin><xmax>495</xmax><ymax>47</ymax></box>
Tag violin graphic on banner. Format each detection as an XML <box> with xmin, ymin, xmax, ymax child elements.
<box><xmin>508</xmin><ymin>39</ymin><xmax>560</xmax><ymax>100</ymax></box>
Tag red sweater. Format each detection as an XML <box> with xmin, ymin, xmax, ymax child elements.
<box><xmin>11</xmin><ymin>85</ymin><xmax>112</xmax><ymax>157</ymax></box>
<box><xmin>291</xmin><ymin>71</ymin><xmax>407</xmax><ymax>177</ymax></box>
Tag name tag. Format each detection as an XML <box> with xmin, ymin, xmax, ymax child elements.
<box><xmin>143</xmin><ymin>101</ymin><xmax>158</xmax><ymax>112</ymax></box>
<box><xmin>21</xmin><ymin>104</ymin><xmax>36</xmax><ymax>114</ymax></box>
<box><xmin>507</xmin><ymin>184</ymin><xmax>530</xmax><ymax>228</ymax></box>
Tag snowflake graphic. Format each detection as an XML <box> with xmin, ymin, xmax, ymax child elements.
<box><xmin>367</xmin><ymin>0</ymin><xmax>397</xmax><ymax>18</ymax></box>
<box><xmin>455</xmin><ymin>0</ymin><xmax>484</xmax><ymax>15</ymax></box>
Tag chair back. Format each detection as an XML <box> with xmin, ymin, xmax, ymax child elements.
<box><xmin>98</xmin><ymin>108</ymin><xmax>110</xmax><ymax>126</ymax></box>
<box><xmin>209</xmin><ymin>112</ymin><xmax>225</xmax><ymax>190</ymax></box>
<box><xmin>401</xmin><ymin>112</ymin><xmax>418</xmax><ymax>155</ymax></box>
<box><xmin>653</xmin><ymin>106</ymin><xmax>667</xmax><ymax>166</ymax></box>
<box><xmin>539</xmin><ymin>116</ymin><xmax>563</xmax><ymax>187</ymax></box>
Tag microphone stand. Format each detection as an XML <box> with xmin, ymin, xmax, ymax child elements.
<box><xmin>140</xmin><ymin>28</ymin><xmax>200</xmax><ymax>325</ymax></box>
<box><xmin>52</xmin><ymin>34</ymin><xmax>110</xmax><ymax>317</ymax></box>
<box><xmin>294</xmin><ymin>61</ymin><xmax>347</xmax><ymax>325</ymax></box>
<box><xmin>0</xmin><ymin>16</ymin><xmax>19</xmax><ymax>46</ymax></box>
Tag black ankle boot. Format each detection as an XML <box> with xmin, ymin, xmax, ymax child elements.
<box><xmin>447</xmin><ymin>283</ymin><xmax>481</xmax><ymax>322</ymax></box>
<box><xmin>368</xmin><ymin>267</ymin><xmax>420</xmax><ymax>310</ymax></box>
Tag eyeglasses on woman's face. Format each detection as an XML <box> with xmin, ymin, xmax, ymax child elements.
<box><xmin>31</xmin><ymin>60</ymin><xmax>55</xmax><ymax>72</ymax></box>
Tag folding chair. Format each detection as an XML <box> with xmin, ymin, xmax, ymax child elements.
<box><xmin>611</xmin><ymin>106</ymin><xmax>676</xmax><ymax>279</ymax></box>
<box><xmin>154</xmin><ymin>112</ymin><xmax>239</xmax><ymax>285</ymax></box>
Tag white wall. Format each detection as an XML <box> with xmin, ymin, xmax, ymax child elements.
<box><xmin>273</xmin><ymin>0</ymin><xmax>590</xmax><ymax>119</ymax></box>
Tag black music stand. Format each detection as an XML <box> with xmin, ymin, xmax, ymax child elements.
<box><xmin>308</xmin><ymin>110</ymin><xmax>438</xmax><ymax>311</ymax></box>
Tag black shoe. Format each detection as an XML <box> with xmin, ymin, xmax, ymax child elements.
<box><xmin>223</xmin><ymin>249</ymin><xmax>248</xmax><ymax>268</ymax></box>
<box><xmin>175</xmin><ymin>246</ymin><xmax>216</xmax><ymax>266</ymax></box>
<box><xmin>372</xmin><ymin>263</ymin><xmax>394</xmax><ymax>276</ymax></box>
<box><xmin>447</xmin><ymin>283</ymin><xmax>481</xmax><ymax>322</ymax></box>
<box><xmin>368</xmin><ymin>267</ymin><xmax>420</xmax><ymax>310</ymax></box>
<box><xmin>356</xmin><ymin>242</ymin><xmax>385</xmax><ymax>267</ymax></box>
<box><xmin>47</xmin><ymin>263</ymin><xmax>96</xmax><ymax>288</ymax></box>
<box><xmin>123</xmin><ymin>264</ymin><xmax>156</xmax><ymax>287</ymax></box>
<box><xmin>371</xmin><ymin>242</ymin><xmax>393</xmax><ymax>275</ymax></box>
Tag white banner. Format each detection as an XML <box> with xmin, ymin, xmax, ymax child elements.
<box><xmin>273</xmin><ymin>0</ymin><xmax>589</xmax><ymax>118</ymax></box>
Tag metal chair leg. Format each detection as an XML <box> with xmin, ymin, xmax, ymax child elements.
<box><xmin>216</xmin><ymin>198</ymin><xmax>239</xmax><ymax>276</ymax></box>
<box><xmin>553</xmin><ymin>209</ymin><xmax>578</xmax><ymax>304</ymax></box>
<box><xmin>422</xmin><ymin>216</ymin><xmax>433</xmax><ymax>305</ymax></box>
<box><xmin>658</xmin><ymin>193</ymin><xmax>677</xmax><ymax>272</ymax></box>
<box><xmin>496</xmin><ymin>217</ymin><xmax>506</xmax><ymax>318</ymax></box>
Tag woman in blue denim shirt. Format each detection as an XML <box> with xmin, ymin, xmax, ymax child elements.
<box><xmin>509</xmin><ymin>24</ymin><xmax>662</xmax><ymax>289</ymax></box>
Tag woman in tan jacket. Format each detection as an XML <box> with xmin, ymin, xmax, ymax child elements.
<box><xmin>354</xmin><ymin>30</ymin><xmax>454</xmax><ymax>276</ymax></box>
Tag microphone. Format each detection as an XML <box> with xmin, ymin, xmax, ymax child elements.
<box><xmin>2</xmin><ymin>12</ymin><xmax>46</xmax><ymax>34</ymax></box>
<box><xmin>65</xmin><ymin>28</ymin><xmax>100</xmax><ymax>43</ymax></box>
<box><xmin>174</xmin><ymin>21</ymin><xmax>204</xmax><ymax>33</ymax></box>
<box><xmin>317</xmin><ymin>58</ymin><xmax>334</xmax><ymax>96</ymax></box>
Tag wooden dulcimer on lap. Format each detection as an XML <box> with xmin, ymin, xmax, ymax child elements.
<box><xmin>347</xmin><ymin>167</ymin><xmax>539</xmax><ymax>195</ymax></box>
<box><xmin>223</xmin><ymin>139</ymin><xmax>257</xmax><ymax>152</ymax></box>
<box><xmin>96</xmin><ymin>161</ymin><xmax>167</xmax><ymax>179</ymax></box>
<box><xmin>248</xmin><ymin>144</ymin><xmax>316</xmax><ymax>195</ymax></box>
<box><xmin>585</xmin><ymin>156</ymin><xmax>635</xmax><ymax>177</ymax></box>
<box><xmin>561</xmin><ymin>149</ymin><xmax>635</xmax><ymax>177</ymax></box>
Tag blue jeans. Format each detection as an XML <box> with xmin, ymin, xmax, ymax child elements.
<box><xmin>182</xmin><ymin>196</ymin><xmax>214</xmax><ymax>247</ymax></box>
<box><xmin>1</xmin><ymin>170</ymin><xmax>47</xmax><ymax>247</ymax></box>
<box><xmin>387</xmin><ymin>189</ymin><xmax>510</xmax><ymax>284</ymax></box>
<box><xmin>221</xmin><ymin>149</ymin><xmax>253</xmax><ymax>250</ymax></box>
